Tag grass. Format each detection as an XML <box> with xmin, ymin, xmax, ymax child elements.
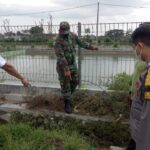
<box><xmin>0</xmin><ymin>50</ymin><xmax>25</xmax><ymax>58</ymax></box>
<box><xmin>0</xmin><ymin>123</ymin><xmax>98</xmax><ymax>150</ymax></box>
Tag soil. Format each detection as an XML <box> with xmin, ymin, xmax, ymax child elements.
<box><xmin>26</xmin><ymin>90</ymin><xmax>131</xmax><ymax>121</ymax></box>
<box><xmin>27</xmin><ymin>95</ymin><xmax>65</xmax><ymax>112</ymax></box>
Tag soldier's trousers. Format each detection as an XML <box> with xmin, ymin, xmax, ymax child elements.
<box><xmin>57</xmin><ymin>65</ymin><xmax>79</xmax><ymax>102</ymax></box>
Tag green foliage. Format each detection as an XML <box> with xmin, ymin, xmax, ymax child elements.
<box><xmin>105</xmin><ymin>29</ymin><xmax>124</xmax><ymax>39</ymax></box>
<box><xmin>85</xmin><ymin>28</ymin><xmax>91</xmax><ymax>34</ymax></box>
<box><xmin>47</xmin><ymin>39</ymin><xmax>54</xmax><ymax>47</ymax></box>
<box><xmin>0</xmin><ymin>123</ymin><xmax>98</xmax><ymax>150</ymax></box>
<box><xmin>0</xmin><ymin>42</ymin><xmax>6</xmax><ymax>48</ymax></box>
<box><xmin>31</xmin><ymin>44</ymin><xmax>35</xmax><ymax>48</ymax></box>
<box><xmin>98</xmin><ymin>36</ymin><xmax>113</xmax><ymax>45</ymax></box>
<box><xmin>21</xmin><ymin>35</ymin><xmax>49</xmax><ymax>44</ymax></box>
<box><xmin>30</xmin><ymin>26</ymin><xmax>43</xmax><ymax>35</ymax></box>
<box><xmin>97</xmin><ymin>29</ymin><xmax>132</xmax><ymax>46</ymax></box>
<box><xmin>113</xmin><ymin>42</ymin><xmax>119</xmax><ymax>48</ymax></box>
<box><xmin>31</xmin><ymin>35</ymin><xmax>48</xmax><ymax>43</ymax></box>
<box><xmin>21</xmin><ymin>36</ymin><xmax>30</xmax><ymax>43</ymax></box>
<box><xmin>3</xmin><ymin>38</ymin><xmax>15</xmax><ymax>42</ymax></box>
<box><xmin>11</xmin><ymin>111</ymin><xmax>130</xmax><ymax>147</ymax></box>
<box><xmin>0</xmin><ymin>42</ymin><xmax>16</xmax><ymax>51</ymax></box>
<box><xmin>104</xmin><ymin>37</ymin><xmax>113</xmax><ymax>45</ymax></box>
<box><xmin>73</xmin><ymin>91</ymin><xmax>130</xmax><ymax>119</ymax></box>
<box><xmin>108</xmin><ymin>72</ymin><xmax>132</xmax><ymax>91</ymax></box>
<box><xmin>83</xmin><ymin>36</ymin><xmax>93</xmax><ymax>44</ymax></box>
<box><xmin>0</xmin><ymin>50</ymin><xmax>25</xmax><ymax>58</ymax></box>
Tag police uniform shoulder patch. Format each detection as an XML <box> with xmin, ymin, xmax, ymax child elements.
<box><xmin>144</xmin><ymin>92</ymin><xmax>150</xmax><ymax>99</ymax></box>
<box><xmin>145</xmin><ymin>69</ymin><xmax>150</xmax><ymax>86</ymax></box>
<box><xmin>144</xmin><ymin>69</ymin><xmax>150</xmax><ymax>100</ymax></box>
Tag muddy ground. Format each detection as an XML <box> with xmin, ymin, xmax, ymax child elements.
<box><xmin>26</xmin><ymin>91</ymin><xmax>130</xmax><ymax>121</ymax></box>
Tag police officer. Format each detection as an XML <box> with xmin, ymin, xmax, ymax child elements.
<box><xmin>129</xmin><ymin>24</ymin><xmax>150</xmax><ymax>150</ymax></box>
<box><xmin>54</xmin><ymin>21</ymin><xmax>98</xmax><ymax>113</ymax></box>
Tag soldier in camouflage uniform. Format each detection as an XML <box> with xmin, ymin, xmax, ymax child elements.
<box><xmin>54</xmin><ymin>21</ymin><xmax>98</xmax><ymax>113</ymax></box>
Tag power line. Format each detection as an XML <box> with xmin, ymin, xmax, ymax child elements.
<box><xmin>101</xmin><ymin>2</ymin><xmax>150</xmax><ymax>8</ymax></box>
<box><xmin>0</xmin><ymin>2</ymin><xmax>150</xmax><ymax>17</ymax></box>
<box><xmin>0</xmin><ymin>3</ymin><xmax>97</xmax><ymax>17</ymax></box>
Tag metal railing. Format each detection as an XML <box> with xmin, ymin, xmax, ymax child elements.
<box><xmin>0</xmin><ymin>22</ymin><xmax>141</xmax><ymax>88</ymax></box>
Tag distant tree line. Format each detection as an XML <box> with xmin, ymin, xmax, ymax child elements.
<box><xmin>83</xmin><ymin>28</ymin><xmax>132</xmax><ymax>47</ymax></box>
<box><xmin>0</xmin><ymin>26</ymin><xmax>133</xmax><ymax>49</ymax></box>
<box><xmin>0</xmin><ymin>26</ymin><xmax>54</xmax><ymax>47</ymax></box>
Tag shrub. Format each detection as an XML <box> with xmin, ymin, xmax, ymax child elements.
<box><xmin>47</xmin><ymin>39</ymin><xmax>54</xmax><ymax>48</ymax></box>
<box><xmin>108</xmin><ymin>72</ymin><xmax>132</xmax><ymax>91</ymax></box>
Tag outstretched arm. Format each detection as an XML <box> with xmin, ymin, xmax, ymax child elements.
<box><xmin>2</xmin><ymin>63</ymin><xmax>29</xmax><ymax>87</ymax></box>
<box><xmin>74</xmin><ymin>33</ymin><xmax>98</xmax><ymax>50</ymax></box>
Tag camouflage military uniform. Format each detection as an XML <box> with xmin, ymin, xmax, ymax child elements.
<box><xmin>54</xmin><ymin>22</ymin><xmax>97</xmax><ymax>113</ymax></box>
<box><xmin>55</xmin><ymin>31</ymin><xmax>94</xmax><ymax>96</ymax></box>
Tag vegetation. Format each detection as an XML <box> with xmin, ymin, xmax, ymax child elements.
<box><xmin>83</xmin><ymin>29</ymin><xmax>133</xmax><ymax>47</ymax></box>
<box><xmin>0</xmin><ymin>123</ymin><xmax>98</xmax><ymax>150</ymax></box>
<box><xmin>108</xmin><ymin>72</ymin><xmax>132</xmax><ymax>91</ymax></box>
<box><xmin>47</xmin><ymin>39</ymin><xmax>54</xmax><ymax>48</ymax></box>
<box><xmin>0</xmin><ymin>50</ymin><xmax>25</xmax><ymax>58</ymax></box>
<box><xmin>30</xmin><ymin>26</ymin><xmax>43</xmax><ymax>35</ymax></box>
<box><xmin>0</xmin><ymin>27</ymin><xmax>132</xmax><ymax>48</ymax></box>
<box><xmin>11</xmin><ymin>111</ymin><xmax>130</xmax><ymax>147</ymax></box>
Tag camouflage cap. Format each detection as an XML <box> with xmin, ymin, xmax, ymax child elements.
<box><xmin>59</xmin><ymin>21</ymin><xmax>70</xmax><ymax>35</ymax></box>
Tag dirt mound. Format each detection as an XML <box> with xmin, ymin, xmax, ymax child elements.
<box><xmin>26</xmin><ymin>91</ymin><xmax>130</xmax><ymax>120</ymax></box>
<box><xmin>73</xmin><ymin>91</ymin><xmax>130</xmax><ymax>120</ymax></box>
<box><xmin>27</xmin><ymin>95</ymin><xmax>64</xmax><ymax>112</ymax></box>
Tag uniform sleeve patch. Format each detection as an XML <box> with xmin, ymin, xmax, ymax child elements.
<box><xmin>144</xmin><ymin>92</ymin><xmax>150</xmax><ymax>99</ymax></box>
<box><xmin>145</xmin><ymin>70</ymin><xmax>150</xmax><ymax>86</ymax></box>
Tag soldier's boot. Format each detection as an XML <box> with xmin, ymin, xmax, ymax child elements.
<box><xmin>64</xmin><ymin>99</ymin><xmax>73</xmax><ymax>114</ymax></box>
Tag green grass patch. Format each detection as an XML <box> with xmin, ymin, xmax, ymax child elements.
<box><xmin>0</xmin><ymin>123</ymin><xmax>98</xmax><ymax>150</ymax></box>
<box><xmin>11</xmin><ymin>111</ymin><xmax>130</xmax><ymax>147</ymax></box>
<box><xmin>108</xmin><ymin>72</ymin><xmax>132</xmax><ymax>91</ymax></box>
<box><xmin>0</xmin><ymin>50</ymin><xmax>26</xmax><ymax>58</ymax></box>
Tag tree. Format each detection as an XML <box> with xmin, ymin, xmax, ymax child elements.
<box><xmin>105</xmin><ymin>29</ymin><xmax>124</xmax><ymax>40</ymax></box>
<box><xmin>47</xmin><ymin>39</ymin><xmax>53</xmax><ymax>47</ymax></box>
<box><xmin>85</xmin><ymin>28</ymin><xmax>90</xmax><ymax>35</ymax></box>
<box><xmin>5</xmin><ymin>31</ymin><xmax>15</xmax><ymax>36</ymax></box>
<box><xmin>22</xmin><ymin>30</ymin><xmax>30</xmax><ymax>35</ymax></box>
<box><xmin>104</xmin><ymin>37</ymin><xmax>113</xmax><ymax>45</ymax></box>
<box><xmin>123</xmin><ymin>29</ymin><xmax>133</xmax><ymax>45</ymax></box>
<box><xmin>16</xmin><ymin>31</ymin><xmax>22</xmax><ymax>36</ymax></box>
<box><xmin>30</xmin><ymin>26</ymin><xmax>43</xmax><ymax>35</ymax></box>
<box><xmin>126</xmin><ymin>29</ymin><xmax>132</xmax><ymax>37</ymax></box>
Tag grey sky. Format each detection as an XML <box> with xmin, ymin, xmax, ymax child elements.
<box><xmin>0</xmin><ymin>0</ymin><xmax>150</xmax><ymax>25</ymax></box>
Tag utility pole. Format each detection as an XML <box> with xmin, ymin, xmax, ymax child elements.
<box><xmin>50</xmin><ymin>15</ymin><xmax>52</xmax><ymax>34</ymax></box>
<box><xmin>78</xmin><ymin>22</ymin><xmax>82</xmax><ymax>88</ymax></box>
<box><xmin>96</xmin><ymin>2</ymin><xmax>99</xmax><ymax>45</ymax></box>
<box><xmin>39</xmin><ymin>18</ymin><xmax>44</xmax><ymax>28</ymax></box>
<box><xmin>48</xmin><ymin>15</ymin><xmax>52</xmax><ymax>34</ymax></box>
<box><xmin>3</xmin><ymin>19</ymin><xmax>10</xmax><ymax>33</ymax></box>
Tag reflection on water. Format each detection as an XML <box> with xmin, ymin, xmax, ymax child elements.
<box><xmin>0</xmin><ymin>53</ymin><xmax>136</xmax><ymax>87</ymax></box>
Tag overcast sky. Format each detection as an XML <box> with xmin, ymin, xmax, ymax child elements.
<box><xmin>0</xmin><ymin>0</ymin><xmax>150</xmax><ymax>26</ymax></box>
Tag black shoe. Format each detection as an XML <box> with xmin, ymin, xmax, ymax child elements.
<box><xmin>126</xmin><ymin>139</ymin><xmax>136</xmax><ymax>150</ymax></box>
<box><xmin>65</xmin><ymin>100</ymin><xmax>72</xmax><ymax>114</ymax></box>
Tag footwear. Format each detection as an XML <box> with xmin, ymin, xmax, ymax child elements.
<box><xmin>64</xmin><ymin>100</ymin><xmax>72</xmax><ymax>114</ymax></box>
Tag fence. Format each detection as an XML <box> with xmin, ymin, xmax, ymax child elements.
<box><xmin>0</xmin><ymin>22</ymin><xmax>142</xmax><ymax>88</ymax></box>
